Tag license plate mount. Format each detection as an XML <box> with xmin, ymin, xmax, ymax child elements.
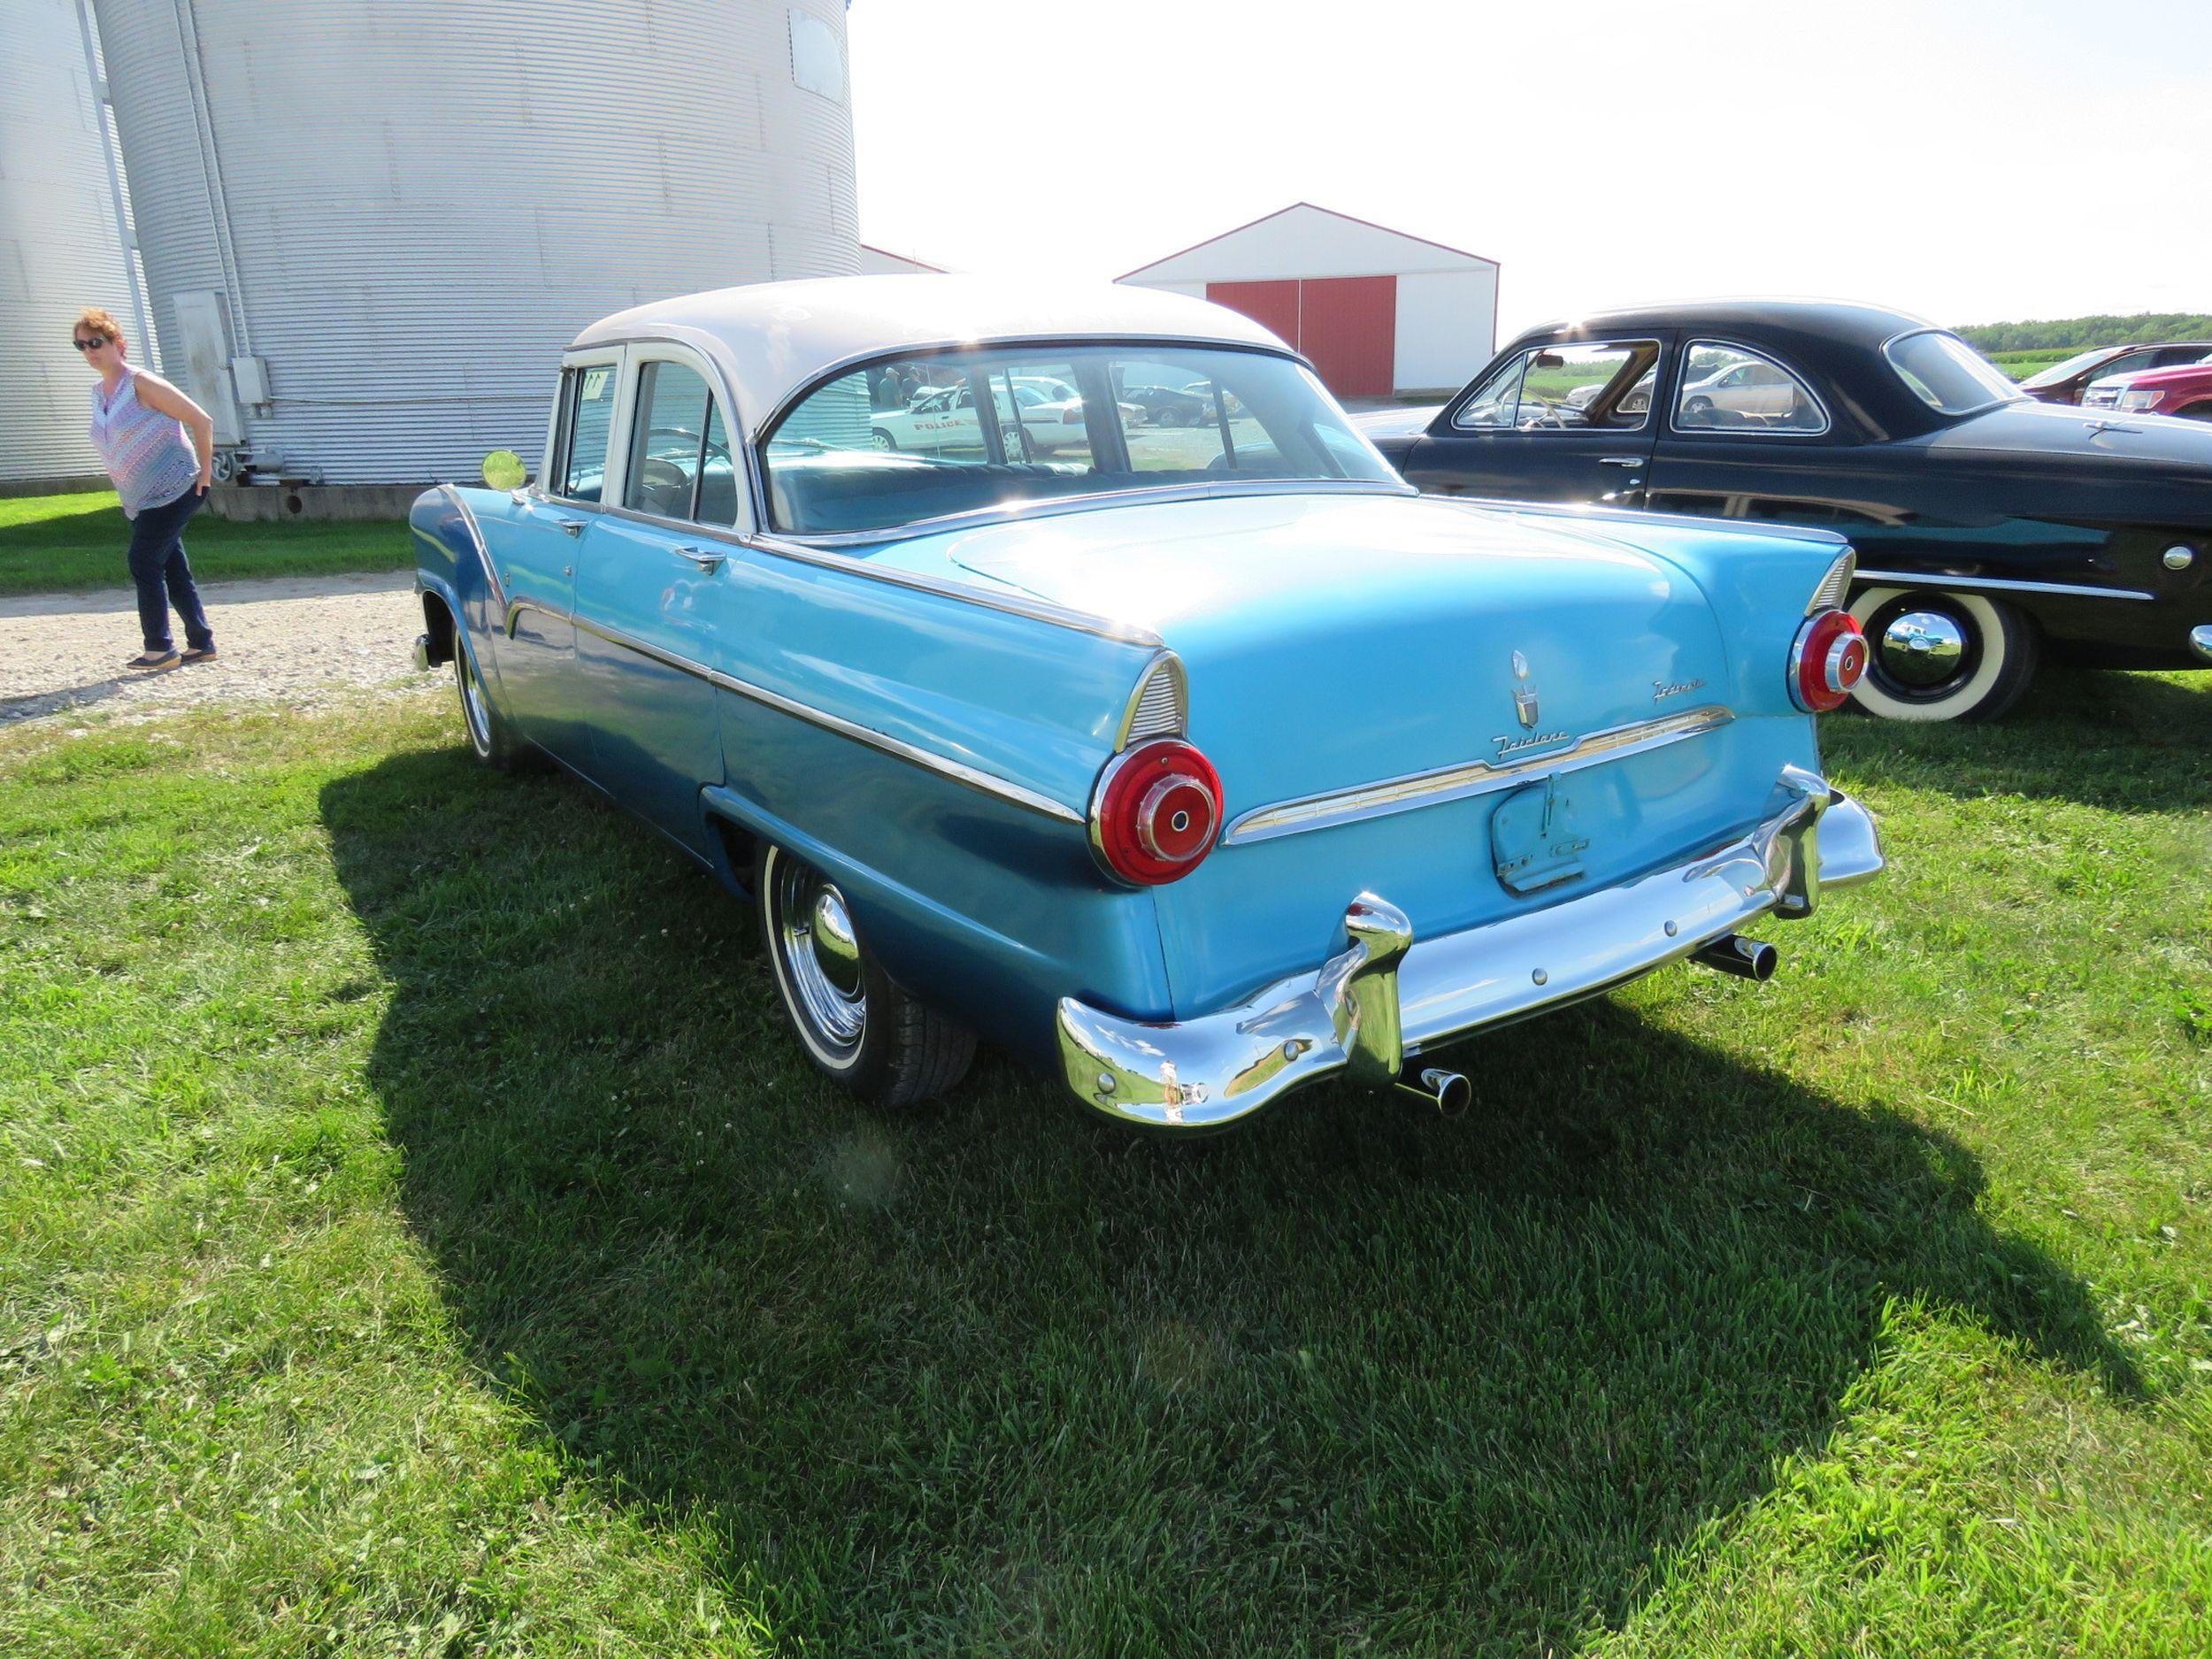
<box><xmin>1491</xmin><ymin>776</ymin><xmax>1592</xmax><ymax>896</ymax></box>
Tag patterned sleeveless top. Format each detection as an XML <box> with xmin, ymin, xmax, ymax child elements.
<box><xmin>89</xmin><ymin>365</ymin><xmax>199</xmax><ymax>518</ymax></box>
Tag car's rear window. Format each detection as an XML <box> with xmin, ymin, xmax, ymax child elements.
<box><xmin>1885</xmin><ymin>330</ymin><xmax>2021</xmax><ymax>416</ymax></box>
<box><xmin>760</xmin><ymin>343</ymin><xmax>1401</xmax><ymax>536</ymax></box>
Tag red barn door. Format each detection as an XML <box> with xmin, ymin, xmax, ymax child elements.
<box><xmin>1202</xmin><ymin>275</ymin><xmax>1397</xmax><ymax>396</ymax></box>
<box><xmin>1204</xmin><ymin>280</ymin><xmax>1301</xmax><ymax>347</ymax></box>
<box><xmin>1297</xmin><ymin>275</ymin><xmax>1396</xmax><ymax>397</ymax></box>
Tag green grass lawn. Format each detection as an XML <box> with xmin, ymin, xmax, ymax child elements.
<box><xmin>0</xmin><ymin>491</ymin><xmax>410</xmax><ymax>597</ymax></box>
<box><xmin>3</xmin><ymin>672</ymin><xmax>2208</xmax><ymax>1655</ymax></box>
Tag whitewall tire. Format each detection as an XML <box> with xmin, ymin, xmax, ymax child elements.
<box><xmin>1846</xmin><ymin>587</ymin><xmax>2039</xmax><ymax>723</ymax></box>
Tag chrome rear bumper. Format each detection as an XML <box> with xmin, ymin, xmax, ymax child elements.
<box><xmin>1056</xmin><ymin>766</ymin><xmax>1882</xmax><ymax>1130</ymax></box>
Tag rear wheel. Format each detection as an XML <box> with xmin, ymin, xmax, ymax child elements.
<box><xmin>1846</xmin><ymin>587</ymin><xmax>2039</xmax><ymax>722</ymax></box>
<box><xmin>757</xmin><ymin>843</ymin><xmax>974</xmax><ymax>1105</ymax></box>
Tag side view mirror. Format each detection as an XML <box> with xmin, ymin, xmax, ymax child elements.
<box><xmin>481</xmin><ymin>449</ymin><xmax>526</xmax><ymax>491</ymax></box>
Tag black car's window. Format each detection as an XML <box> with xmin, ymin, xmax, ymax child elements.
<box><xmin>2154</xmin><ymin>347</ymin><xmax>2212</xmax><ymax>368</ymax></box>
<box><xmin>1673</xmin><ymin>342</ymin><xmax>1827</xmax><ymax>434</ymax></box>
<box><xmin>762</xmin><ymin>344</ymin><xmax>1396</xmax><ymax>536</ymax></box>
<box><xmin>557</xmin><ymin>362</ymin><xmax>618</xmax><ymax>501</ymax></box>
<box><xmin>623</xmin><ymin>360</ymin><xmax>721</xmax><ymax>521</ymax></box>
<box><xmin>1453</xmin><ymin>342</ymin><xmax>1655</xmax><ymax>432</ymax></box>
<box><xmin>1885</xmin><ymin>330</ymin><xmax>2020</xmax><ymax>416</ymax></box>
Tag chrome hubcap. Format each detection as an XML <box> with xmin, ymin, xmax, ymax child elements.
<box><xmin>1878</xmin><ymin>610</ymin><xmax>1968</xmax><ymax>688</ymax></box>
<box><xmin>772</xmin><ymin>855</ymin><xmax>865</xmax><ymax>1055</ymax></box>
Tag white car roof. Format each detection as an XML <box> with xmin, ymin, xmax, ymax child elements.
<box><xmin>569</xmin><ymin>274</ymin><xmax>1295</xmax><ymax>438</ymax></box>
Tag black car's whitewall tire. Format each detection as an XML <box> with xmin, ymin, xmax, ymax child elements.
<box><xmin>757</xmin><ymin>843</ymin><xmax>975</xmax><ymax>1106</ymax></box>
<box><xmin>1846</xmin><ymin>587</ymin><xmax>2039</xmax><ymax>722</ymax></box>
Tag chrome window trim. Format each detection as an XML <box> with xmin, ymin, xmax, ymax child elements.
<box><xmin>1667</xmin><ymin>339</ymin><xmax>1832</xmax><ymax>439</ymax></box>
<box><xmin>1448</xmin><ymin>338</ymin><xmax>1661</xmax><ymax>434</ymax></box>
<box><xmin>1222</xmin><ymin>704</ymin><xmax>1736</xmax><ymax>846</ymax></box>
<box><xmin>506</xmin><ymin>603</ymin><xmax>1084</xmax><ymax>825</ymax></box>
<box><xmin>431</xmin><ymin>483</ymin><xmax>504</xmax><ymax>613</ymax></box>
<box><xmin>1852</xmin><ymin>569</ymin><xmax>2155</xmax><ymax>603</ymax></box>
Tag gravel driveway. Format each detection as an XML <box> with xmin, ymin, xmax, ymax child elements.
<box><xmin>0</xmin><ymin>571</ymin><xmax>441</xmax><ymax>725</ymax></box>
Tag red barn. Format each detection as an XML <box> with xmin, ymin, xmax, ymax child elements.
<box><xmin>1117</xmin><ymin>203</ymin><xmax>1500</xmax><ymax>400</ymax></box>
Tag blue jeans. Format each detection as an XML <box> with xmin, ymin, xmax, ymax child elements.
<box><xmin>127</xmin><ymin>488</ymin><xmax>213</xmax><ymax>655</ymax></box>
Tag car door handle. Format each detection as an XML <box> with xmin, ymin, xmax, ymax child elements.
<box><xmin>552</xmin><ymin>517</ymin><xmax>588</xmax><ymax>536</ymax></box>
<box><xmin>673</xmin><ymin>545</ymin><xmax>727</xmax><ymax>571</ymax></box>
<box><xmin>1597</xmin><ymin>456</ymin><xmax>1645</xmax><ymax>468</ymax></box>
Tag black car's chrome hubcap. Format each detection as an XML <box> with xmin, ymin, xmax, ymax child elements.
<box><xmin>1877</xmin><ymin>609</ymin><xmax>1969</xmax><ymax>688</ymax></box>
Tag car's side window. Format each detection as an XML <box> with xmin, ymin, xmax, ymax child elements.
<box><xmin>623</xmin><ymin>360</ymin><xmax>718</xmax><ymax>521</ymax></box>
<box><xmin>1453</xmin><ymin>342</ymin><xmax>1654</xmax><ymax>432</ymax></box>
<box><xmin>557</xmin><ymin>362</ymin><xmax>619</xmax><ymax>500</ymax></box>
<box><xmin>1673</xmin><ymin>342</ymin><xmax>1827</xmax><ymax>434</ymax></box>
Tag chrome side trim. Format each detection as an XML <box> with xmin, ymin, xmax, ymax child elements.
<box><xmin>1057</xmin><ymin>772</ymin><xmax>1881</xmax><ymax>1130</ymax></box>
<box><xmin>560</xmin><ymin>611</ymin><xmax>1085</xmax><ymax>826</ymax></box>
<box><xmin>1222</xmin><ymin>704</ymin><xmax>1735</xmax><ymax>846</ymax></box>
<box><xmin>1113</xmin><ymin>649</ymin><xmax>1187</xmax><ymax>749</ymax></box>
<box><xmin>434</xmin><ymin>483</ymin><xmax>504</xmax><ymax>612</ymax></box>
<box><xmin>1853</xmin><ymin>569</ymin><xmax>2155</xmax><ymax>603</ymax></box>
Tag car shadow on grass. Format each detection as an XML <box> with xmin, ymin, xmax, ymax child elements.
<box><xmin>1827</xmin><ymin>664</ymin><xmax>2210</xmax><ymax>813</ymax></box>
<box><xmin>321</xmin><ymin>749</ymin><xmax>2140</xmax><ymax>1657</ymax></box>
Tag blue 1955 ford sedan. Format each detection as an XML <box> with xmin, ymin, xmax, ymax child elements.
<box><xmin>410</xmin><ymin>277</ymin><xmax>1883</xmax><ymax>1130</ymax></box>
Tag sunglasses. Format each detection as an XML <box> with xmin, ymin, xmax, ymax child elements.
<box><xmin>73</xmin><ymin>336</ymin><xmax>112</xmax><ymax>351</ymax></box>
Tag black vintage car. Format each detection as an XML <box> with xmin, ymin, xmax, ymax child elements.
<box><xmin>1357</xmin><ymin>301</ymin><xmax>2212</xmax><ymax>721</ymax></box>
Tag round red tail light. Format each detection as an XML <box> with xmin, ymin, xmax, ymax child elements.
<box><xmin>1090</xmin><ymin>739</ymin><xmax>1223</xmax><ymax>886</ymax></box>
<box><xmin>1791</xmin><ymin>608</ymin><xmax>1868</xmax><ymax>712</ymax></box>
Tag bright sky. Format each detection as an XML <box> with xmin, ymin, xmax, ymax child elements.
<box><xmin>849</xmin><ymin>0</ymin><xmax>2212</xmax><ymax>338</ymax></box>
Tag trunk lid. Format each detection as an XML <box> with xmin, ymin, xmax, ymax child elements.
<box><xmin>920</xmin><ymin>492</ymin><xmax>1735</xmax><ymax>815</ymax></box>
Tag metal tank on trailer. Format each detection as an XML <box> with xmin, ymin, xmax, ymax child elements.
<box><xmin>87</xmin><ymin>0</ymin><xmax>859</xmax><ymax>488</ymax></box>
<box><xmin>0</xmin><ymin>0</ymin><xmax>148</xmax><ymax>489</ymax></box>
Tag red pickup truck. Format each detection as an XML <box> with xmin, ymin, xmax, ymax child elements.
<box><xmin>2081</xmin><ymin>352</ymin><xmax>2212</xmax><ymax>420</ymax></box>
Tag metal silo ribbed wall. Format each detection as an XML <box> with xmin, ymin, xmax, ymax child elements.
<box><xmin>89</xmin><ymin>0</ymin><xmax>857</xmax><ymax>484</ymax></box>
<box><xmin>0</xmin><ymin>0</ymin><xmax>139</xmax><ymax>487</ymax></box>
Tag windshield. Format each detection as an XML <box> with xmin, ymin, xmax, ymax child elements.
<box><xmin>762</xmin><ymin>343</ymin><xmax>1401</xmax><ymax>536</ymax></box>
<box><xmin>1885</xmin><ymin>330</ymin><xmax>2022</xmax><ymax>416</ymax></box>
<box><xmin>2020</xmin><ymin>347</ymin><xmax>2117</xmax><ymax>389</ymax></box>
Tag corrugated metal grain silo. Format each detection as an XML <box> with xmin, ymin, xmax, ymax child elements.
<box><xmin>0</xmin><ymin>0</ymin><xmax>146</xmax><ymax>488</ymax></box>
<box><xmin>87</xmin><ymin>0</ymin><xmax>859</xmax><ymax>486</ymax></box>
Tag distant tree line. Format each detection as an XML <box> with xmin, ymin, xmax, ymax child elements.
<box><xmin>1955</xmin><ymin>314</ymin><xmax>2212</xmax><ymax>352</ymax></box>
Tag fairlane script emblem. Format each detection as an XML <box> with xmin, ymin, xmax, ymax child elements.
<box><xmin>1511</xmin><ymin>650</ymin><xmax>1540</xmax><ymax>729</ymax></box>
<box><xmin>1653</xmin><ymin>676</ymin><xmax>1707</xmax><ymax>701</ymax></box>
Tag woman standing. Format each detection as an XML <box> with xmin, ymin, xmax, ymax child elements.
<box><xmin>76</xmin><ymin>306</ymin><xmax>219</xmax><ymax>670</ymax></box>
